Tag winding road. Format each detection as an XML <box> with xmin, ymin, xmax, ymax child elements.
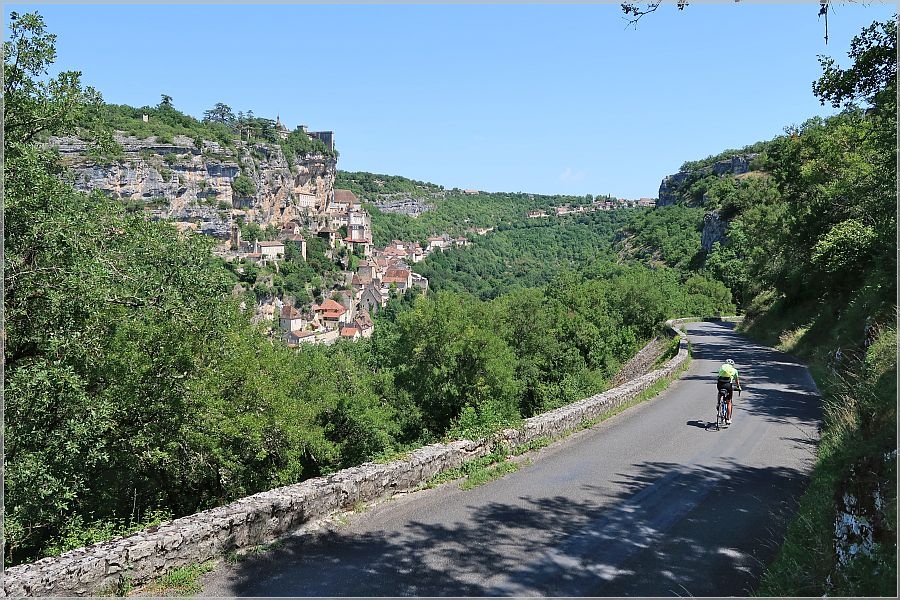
<box><xmin>199</xmin><ymin>320</ymin><xmax>822</xmax><ymax>597</ymax></box>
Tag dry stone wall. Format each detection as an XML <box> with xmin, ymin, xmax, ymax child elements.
<box><xmin>2</xmin><ymin>322</ymin><xmax>693</xmax><ymax>598</ymax></box>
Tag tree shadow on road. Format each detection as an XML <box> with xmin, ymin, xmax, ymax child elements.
<box><xmin>201</xmin><ymin>321</ymin><xmax>819</xmax><ymax>597</ymax></box>
<box><xmin>205</xmin><ymin>458</ymin><xmax>810</xmax><ymax>597</ymax></box>
<box><xmin>684</xmin><ymin>321</ymin><xmax>822</xmax><ymax>432</ymax></box>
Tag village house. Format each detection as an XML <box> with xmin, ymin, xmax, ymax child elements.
<box><xmin>349</xmin><ymin>209</ymin><xmax>370</xmax><ymax>230</ymax></box>
<box><xmin>407</xmin><ymin>241</ymin><xmax>426</xmax><ymax>263</ymax></box>
<box><xmin>329</xmin><ymin>212</ymin><xmax>350</xmax><ymax>230</ymax></box>
<box><xmin>280</xmin><ymin>303</ymin><xmax>305</xmax><ymax>332</ymax></box>
<box><xmin>383</xmin><ymin>266</ymin><xmax>412</xmax><ymax>293</ymax></box>
<box><xmin>313</xmin><ymin>298</ymin><xmax>351</xmax><ymax>330</ymax></box>
<box><xmin>383</xmin><ymin>241</ymin><xmax>411</xmax><ymax>261</ymax></box>
<box><xmin>279</xmin><ymin>221</ymin><xmax>308</xmax><ymax>260</ymax></box>
<box><xmin>370</xmin><ymin>256</ymin><xmax>393</xmax><ymax>280</ymax></box>
<box><xmin>426</xmin><ymin>234</ymin><xmax>452</xmax><ymax>253</ymax></box>
<box><xmin>347</xmin><ymin>223</ymin><xmax>368</xmax><ymax>243</ymax></box>
<box><xmin>280</xmin><ymin>220</ymin><xmax>302</xmax><ymax>237</ymax></box>
<box><xmin>467</xmin><ymin>227</ymin><xmax>495</xmax><ymax>235</ymax></box>
<box><xmin>345</xmin><ymin>226</ymin><xmax>372</xmax><ymax>257</ymax></box>
<box><xmin>411</xmin><ymin>272</ymin><xmax>429</xmax><ymax>293</ymax></box>
<box><xmin>360</xmin><ymin>285</ymin><xmax>388</xmax><ymax>313</ymax></box>
<box><xmin>286</xmin><ymin>328</ymin><xmax>340</xmax><ymax>346</ymax></box>
<box><xmin>284</xmin><ymin>329</ymin><xmax>318</xmax><ymax>347</ymax></box>
<box><xmin>294</xmin><ymin>192</ymin><xmax>319</xmax><ymax>212</ymax></box>
<box><xmin>355</xmin><ymin>259</ymin><xmax>377</xmax><ymax>281</ymax></box>
<box><xmin>330</xmin><ymin>189</ymin><xmax>360</xmax><ymax>214</ymax></box>
<box><xmin>254</xmin><ymin>240</ymin><xmax>285</xmax><ymax>262</ymax></box>
<box><xmin>339</xmin><ymin>325</ymin><xmax>361</xmax><ymax>342</ymax></box>
<box><xmin>354</xmin><ymin>308</ymin><xmax>375</xmax><ymax>338</ymax></box>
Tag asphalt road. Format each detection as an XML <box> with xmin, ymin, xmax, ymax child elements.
<box><xmin>199</xmin><ymin>320</ymin><xmax>822</xmax><ymax>597</ymax></box>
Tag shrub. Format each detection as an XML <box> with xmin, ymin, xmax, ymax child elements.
<box><xmin>232</xmin><ymin>174</ymin><xmax>256</xmax><ymax>198</ymax></box>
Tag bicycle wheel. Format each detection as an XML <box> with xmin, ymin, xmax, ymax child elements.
<box><xmin>716</xmin><ymin>393</ymin><xmax>726</xmax><ymax>430</ymax></box>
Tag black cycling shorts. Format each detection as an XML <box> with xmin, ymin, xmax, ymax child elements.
<box><xmin>717</xmin><ymin>377</ymin><xmax>734</xmax><ymax>400</ymax></box>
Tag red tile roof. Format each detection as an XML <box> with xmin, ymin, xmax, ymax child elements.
<box><xmin>355</xmin><ymin>309</ymin><xmax>374</xmax><ymax>329</ymax></box>
<box><xmin>314</xmin><ymin>299</ymin><xmax>347</xmax><ymax>319</ymax></box>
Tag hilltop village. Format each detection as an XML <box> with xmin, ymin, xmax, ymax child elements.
<box><xmin>58</xmin><ymin>110</ymin><xmax>657</xmax><ymax>350</ymax></box>
<box><xmin>215</xmin><ymin>187</ymin><xmax>475</xmax><ymax>348</ymax></box>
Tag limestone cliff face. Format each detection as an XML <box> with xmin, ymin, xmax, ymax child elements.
<box><xmin>51</xmin><ymin>133</ymin><xmax>336</xmax><ymax>237</ymax></box>
<box><xmin>657</xmin><ymin>154</ymin><xmax>756</xmax><ymax>207</ymax></box>
<box><xmin>657</xmin><ymin>171</ymin><xmax>693</xmax><ymax>207</ymax></box>
<box><xmin>701</xmin><ymin>211</ymin><xmax>728</xmax><ymax>252</ymax></box>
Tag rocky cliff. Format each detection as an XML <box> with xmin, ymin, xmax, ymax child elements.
<box><xmin>51</xmin><ymin>133</ymin><xmax>336</xmax><ymax>237</ymax></box>
<box><xmin>657</xmin><ymin>154</ymin><xmax>756</xmax><ymax>207</ymax></box>
<box><xmin>701</xmin><ymin>211</ymin><xmax>728</xmax><ymax>251</ymax></box>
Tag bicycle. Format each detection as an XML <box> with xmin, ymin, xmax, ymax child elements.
<box><xmin>715</xmin><ymin>386</ymin><xmax>741</xmax><ymax>430</ymax></box>
<box><xmin>715</xmin><ymin>387</ymin><xmax>728</xmax><ymax>430</ymax></box>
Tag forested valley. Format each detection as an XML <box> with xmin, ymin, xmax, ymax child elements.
<box><xmin>2</xmin><ymin>11</ymin><xmax>732</xmax><ymax>568</ymax></box>
<box><xmin>3</xmin><ymin>10</ymin><xmax>896</xmax><ymax>597</ymax></box>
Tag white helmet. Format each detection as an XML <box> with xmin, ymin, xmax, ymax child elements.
<box><xmin>726</xmin><ymin>359</ymin><xmax>735</xmax><ymax>365</ymax></box>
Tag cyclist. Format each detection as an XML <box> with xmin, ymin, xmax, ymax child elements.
<box><xmin>717</xmin><ymin>359</ymin><xmax>742</xmax><ymax>425</ymax></box>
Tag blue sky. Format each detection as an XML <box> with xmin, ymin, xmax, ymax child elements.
<box><xmin>5</xmin><ymin>3</ymin><xmax>896</xmax><ymax>199</ymax></box>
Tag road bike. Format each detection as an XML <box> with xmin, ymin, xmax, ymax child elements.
<box><xmin>715</xmin><ymin>386</ymin><xmax>741</xmax><ymax>430</ymax></box>
<box><xmin>715</xmin><ymin>387</ymin><xmax>729</xmax><ymax>430</ymax></box>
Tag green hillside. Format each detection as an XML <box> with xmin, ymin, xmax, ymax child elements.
<box><xmin>2</xmin><ymin>10</ymin><xmax>730</xmax><ymax>569</ymax></box>
<box><xmin>640</xmin><ymin>17</ymin><xmax>898</xmax><ymax>596</ymax></box>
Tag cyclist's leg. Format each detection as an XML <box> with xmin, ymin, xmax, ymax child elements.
<box><xmin>726</xmin><ymin>383</ymin><xmax>734</xmax><ymax>420</ymax></box>
<box><xmin>715</xmin><ymin>383</ymin><xmax>723</xmax><ymax>426</ymax></box>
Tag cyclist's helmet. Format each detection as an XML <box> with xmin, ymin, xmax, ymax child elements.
<box><xmin>726</xmin><ymin>359</ymin><xmax>735</xmax><ymax>365</ymax></box>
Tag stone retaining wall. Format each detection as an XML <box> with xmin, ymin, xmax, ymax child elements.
<box><xmin>609</xmin><ymin>336</ymin><xmax>667</xmax><ymax>387</ymax></box>
<box><xmin>2</xmin><ymin>321</ymin><xmax>693</xmax><ymax>597</ymax></box>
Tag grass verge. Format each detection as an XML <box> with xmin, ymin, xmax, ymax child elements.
<box><xmin>129</xmin><ymin>560</ymin><xmax>216</xmax><ymax>597</ymax></box>
<box><xmin>745</xmin><ymin>303</ymin><xmax>896</xmax><ymax>597</ymax></box>
<box><xmin>224</xmin><ymin>539</ymin><xmax>285</xmax><ymax>564</ymax></box>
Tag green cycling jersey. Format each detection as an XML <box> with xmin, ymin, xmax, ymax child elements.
<box><xmin>718</xmin><ymin>363</ymin><xmax>739</xmax><ymax>382</ymax></box>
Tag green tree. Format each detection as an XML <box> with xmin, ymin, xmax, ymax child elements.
<box><xmin>232</xmin><ymin>174</ymin><xmax>257</xmax><ymax>198</ymax></box>
<box><xmin>3</xmin><ymin>11</ymin><xmax>102</xmax><ymax>150</ymax></box>
<box><xmin>812</xmin><ymin>17</ymin><xmax>897</xmax><ymax>113</ymax></box>
<box><xmin>390</xmin><ymin>292</ymin><xmax>521</xmax><ymax>436</ymax></box>
<box><xmin>203</xmin><ymin>102</ymin><xmax>236</xmax><ymax>125</ymax></box>
<box><xmin>3</xmin><ymin>12</ymin><xmax>328</xmax><ymax>566</ymax></box>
